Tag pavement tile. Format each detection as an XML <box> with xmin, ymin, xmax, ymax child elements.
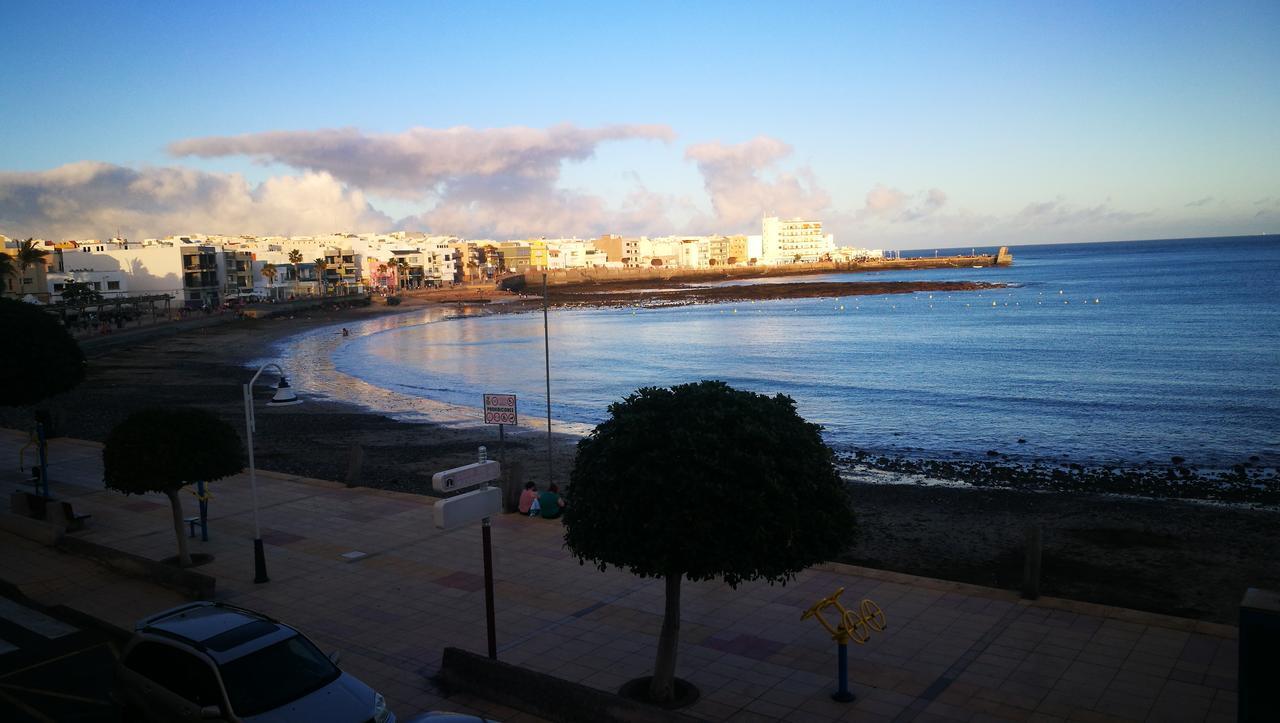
<box><xmin>0</xmin><ymin>429</ymin><xmax>1244</xmax><ymax>723</ymax></box>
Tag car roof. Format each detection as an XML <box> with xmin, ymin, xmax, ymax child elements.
<box><xmin>136</xmin><ymin>602</ymin><xmax>297</xmax><ymax>663</ymax></box>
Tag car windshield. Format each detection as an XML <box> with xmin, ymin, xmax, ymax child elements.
<box><xmin>218</xmin><ymin>634</ymin><xmax>340</xmax><ymax>716</ymax></box>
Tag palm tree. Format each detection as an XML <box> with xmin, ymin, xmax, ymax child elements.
<box><xmin>288</xmin><ymin>249</ymin><xmax>303</xmax><ymax>295</ymax></box>
<box><xmin>313</xmin><ymin>258</ymin><xmax>329</xmax><ymax>296</ymax></box>
<box><xmin>16</xmin><ymin>239</ymin><xmax>49</xmax><ymax>296</ymax></box>
<box><xmin>377</xmin><ymin>263</ymin><xmax>388</xmax><ymax>289</ymax></box>
<box><xmin>260</xmin><ymin>263</ymin><xmax>278</xmax><ymax>299</ymax></box>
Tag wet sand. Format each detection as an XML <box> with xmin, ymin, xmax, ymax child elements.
<box><xmin>5</xmin><ymin>290</ymin><xmax>1276</xmax><ymax>624</ymax></box>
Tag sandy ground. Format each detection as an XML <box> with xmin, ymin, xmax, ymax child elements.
<box><xmin>6</xmin><ymin>289</ymin><xmax>1276</xmax><ymax>625</ymax></box>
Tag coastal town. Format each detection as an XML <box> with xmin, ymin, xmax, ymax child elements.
<box><xmin>1</xmin><ymin>216</ymin><xmax>890</xmax><ymax>308</ymax></box>
<box><xmin>3</xmin><ymin>2</ymin><xmax>1276</xmax><ymax>721</ymax></box>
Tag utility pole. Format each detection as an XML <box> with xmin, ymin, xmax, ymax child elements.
<box><xmin>543</xmin><ymin>273</ymin><xmax>553</xmax><ymax>486</ymax></box>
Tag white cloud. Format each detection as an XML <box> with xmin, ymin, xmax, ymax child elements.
<box><xmin>0</xmin><ymin>161</ymin><xmax>390</xmax><ymax>240</ymax></box>
<box><xmin>1012</xmin><ymin>197</ymin><xmax>1151</xmax><ymax>227</ymax></box>
<box><xmin>170</xmin><ymin>123</ymin><xmax>677</xmax><ymax>199</ymax></box>
<box><xmin>684</xmin><ymin>136</ymin><xmax>830</xmax><ymax>231</ymax></box>
<box><xmin>167</xmin><ymin>123</ymin><xmax>688</xmax><ymax>238</ymax></box>
<box><xmin>856</xmin><ymin>184</ymin><xmax>948</xmax><ymax>222</ymax></box>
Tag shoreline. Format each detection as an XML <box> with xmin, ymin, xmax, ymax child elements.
<box><xmin>5</xmin><ymin>293</ymin><xmax>1277</xmax><ymax>623</ymax></box>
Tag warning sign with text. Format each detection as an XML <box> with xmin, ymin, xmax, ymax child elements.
<box><xmin>483</xmin><ymin>393</ymin><xmax>517</xmax><ymax>425</ymax></box>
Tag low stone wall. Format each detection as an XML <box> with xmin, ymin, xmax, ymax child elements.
<box><xmin>437</xmin><ymin>647</ymin><xmax>704</xmax><ymax>723</ymax></box>
<box><xmin>504</xmin><ymin>254</ymin><xmax>1003</xmax><ymax>290</ymax></box>
<box><xmin>240</xmin><ymin>293</ymin><xmax>371</xmax><ymax>318</ymax></box>
<box><xmin>0</xmin><ymin>511</ymin><xmax>64</xmax><ymax>546</ymax></box>
<box><xmin>57</xmin><ymin>536</ymin><xmax>216</xmax><ymax>600</ymax></box>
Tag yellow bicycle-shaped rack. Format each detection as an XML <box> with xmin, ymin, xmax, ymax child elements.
<box><xmin>801</xmin><ymin>587</ymin><xmax>887</xmax><ymax>702</ymax></box>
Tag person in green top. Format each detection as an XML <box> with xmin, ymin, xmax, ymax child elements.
<box><xmin>536</xmin><ymin>483</ymin><xmax>566</xmax><ymax>519</ymax></box>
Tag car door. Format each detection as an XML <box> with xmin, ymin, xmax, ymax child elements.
<box><xmin>119</xmin><ymin>640</ymin><xmax>225</xmax><ymax>721</ymax></box>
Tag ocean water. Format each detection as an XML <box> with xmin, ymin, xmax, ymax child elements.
<box><xmin>295</xmin><ymin>236</ymin><xmax>1279</xmax><ymax>470</ymax></box>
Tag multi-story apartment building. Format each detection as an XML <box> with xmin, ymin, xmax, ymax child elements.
<box><xmin>2</xmin><ymin>238</ymin><xmax>54</xmax><ymax>300</ymax></box>
<box><xmin>705</xmin><ymin>235</ymin><xmax>732</xmax><ymax>266</ymax></box>
<box><xmin>761</xmin><ymin>217</ymin><xmax>834</xmax><ymax>264</ymax></box>
<box><xmin>592</xmin><ymin>235</ymin><xmax>652</xmax><ymax>267</ymax></box>
<box><xmin>726</xmin><ymin>235</ymin><xmax>755</xmax><ymax>265</ymax></box>
<box><xmin>49</xmin><ymin>240</ymin><xmax>222</xmax><ymax>307</ymax></box>
<box><xmin>323</xmin><ymin>247</ymin><xmax>361</xmax><ymax>292</ymax></box>
<box><xmin>220</xmin><ymin>250</ymin><xmax>255</xmax><ymax>299</ymax></box>
<box><xmin>495</xmin><ymin>241</ymin><xmax>534</xmax><ymax>272</ymax></box>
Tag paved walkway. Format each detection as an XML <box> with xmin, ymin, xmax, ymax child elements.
<box><xmin>1</xmin><ymin>429</ymin><xmax>1239</xmax><ymax>722</ymax></box>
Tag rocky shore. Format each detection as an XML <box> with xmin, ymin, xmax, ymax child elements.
<box><xmin>5</xmin><ymin>290</ymin><xmax>1276</xmax><ymax>624</ymax></box>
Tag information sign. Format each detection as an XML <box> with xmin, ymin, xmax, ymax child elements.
<box><xmin>483</xmin><ymin>393</ymin><xmax>517</xmax><ymax>425</ymax></box>
<box><xmin>434</xmin><ymin>487</ymin><xmax>502</xmax><ymax>530</ymax></box>
<box><xmin>431</xmin><ymin>460</ymin><xmax>501</xmax><ymax>493</ymax></box>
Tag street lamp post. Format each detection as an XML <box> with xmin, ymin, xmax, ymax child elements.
<box><xmin>242</xmin><ymin>362</ymin><xmax>302</xmax><ymax>583</ymax></box>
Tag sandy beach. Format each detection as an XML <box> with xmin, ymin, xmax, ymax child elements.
<box><xmin>5</xmin><ymin>290</ymin><xmax>1276</xmax><ymax>625</ymax></box>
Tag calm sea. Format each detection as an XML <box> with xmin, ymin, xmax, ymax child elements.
<box><xmin>282</xmin><ymin>236</ymin><xmax>1280</xmax><ymax>470</ymax></box>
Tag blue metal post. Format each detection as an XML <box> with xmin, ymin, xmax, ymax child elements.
<box><xmin>35</xmin><ymin>422</ymin><xmax>49</xmax><ymax>498</ymax></box>
<box><xmin>832</xmin><ymin>641</ymin><xmax>856</xmax><ymax>702</ymax></box>
<box><xmin>197</xmin><ymin>481</ymin><xmax>209</xmax><ymax>541</ymax></box>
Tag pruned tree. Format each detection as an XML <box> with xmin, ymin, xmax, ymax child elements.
<box><xmin>0</xmin><ymin>297</ymin><xmax>86</xmax><ymax>407</ymax></box>
<box><xmin>564</xmin><ymin>380</ymin><xmax>857</xmax><ymax>704</ymax></box>
<box><xmin>61</xmin><ymin>280</ymin><xmax>103</xmax><ymax>305</ymax></box>
<box><xmin>103</xmin><ymin>408</ymin><xmax>243</xmax><ymax>567</ymax></box>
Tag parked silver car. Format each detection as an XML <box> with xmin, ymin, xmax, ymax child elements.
<box><xmin>113</xmin><ymin>601</ymin><xmax>394</xmax><ymax>722</ymax></box>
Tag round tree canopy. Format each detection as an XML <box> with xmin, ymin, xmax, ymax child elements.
<box><xmin>565</xmin><ymin>380</ymin><xmax>856</xmax><ymax>587</ymax></box>
<box><xmin>0</xmin><ymin>297</ymin><xmax>85</xmax><ymax>407</ymax></box>
<box><xmin>104</xmin><ymin>408</ymin><xmax>244</xmax><ymax>495</ymax></box>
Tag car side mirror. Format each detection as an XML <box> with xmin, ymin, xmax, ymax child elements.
<box><xmin>328</xmin><ymin>650</ymin><xmax>341</xmax><ymax>665</ymax></box>
<box><xmin>199</xmin><ymin>705</ymin><xmax>223</xmax><ymax>719</ymax></box>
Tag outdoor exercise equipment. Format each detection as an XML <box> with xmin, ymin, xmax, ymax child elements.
<box><xmin>801</xmin><ymin>587</ymin><xmax>887</xmax><ymax>702</ymax></box>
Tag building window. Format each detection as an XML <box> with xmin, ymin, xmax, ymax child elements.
<box><xmin>53</xmin><ymin>283</ymin><xmax>64</xmax><ymax>292</ymax></box>
<box><xmin>107</xmin><ymin>281</ymin><xmax>120</xmax><ymax>290</ymax></box>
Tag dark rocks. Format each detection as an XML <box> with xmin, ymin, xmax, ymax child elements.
<box><xmin>836</xmin><ymin>450</ymin><xmax>1280</xmax><ymax>506</ymax></box>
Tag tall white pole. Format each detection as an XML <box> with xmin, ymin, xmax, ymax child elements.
<box><xmin>243</xmin><ymin>383</ymin><xmax>261</xmax><ymax>539</ymax></box>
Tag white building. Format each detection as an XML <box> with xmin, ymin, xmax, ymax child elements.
<box><xmin>54</xmin><ymin>240</ymin><xmax>223</xmax><ymax>307</ymax></box>
<box><xmin>761</xmin><ymin>217</ymin><xmax>834</xmax><ymax>265</ymax></box>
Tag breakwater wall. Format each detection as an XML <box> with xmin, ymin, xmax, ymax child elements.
<box><xmin>502</xmin><ymin>247</ymin><xmax>1011</xmax><ymax>290</ymax></box>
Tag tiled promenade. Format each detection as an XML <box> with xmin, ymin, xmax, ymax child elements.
<box><xmin>0</xmin><ymin>429</ymin><xmax>1238</xmax><ymax>722</ymax></box>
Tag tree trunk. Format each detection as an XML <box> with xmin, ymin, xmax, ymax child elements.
<box><xmin>649</xmin><ymin>572</ymin><xmax>682</xmax><ymax>703</ymax></box>
<box><xmin>166</xmin><ymin>488</ymin><xmax>191</xmax><ymax>567</ymax></box>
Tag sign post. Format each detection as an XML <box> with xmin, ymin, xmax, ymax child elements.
<box><xmin>432</xmin><ymin>449</ymin><xmax>503</xmax><ymax>659</ymax></box>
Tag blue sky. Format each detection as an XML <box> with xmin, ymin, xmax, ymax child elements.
<box><xmin>2</xmin><ymin>1</ymin><xmax>1277</xmax><ymax>247</ymax></box>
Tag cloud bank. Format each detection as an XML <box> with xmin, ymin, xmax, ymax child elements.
<box><xmin>168</xmin><ymin>123</ymin><xmax>686</xmax><ymax>238</ymax></box>
<box><xmin>170</xmin><ymin>123</ymin><xmax>676</xmax><ymax>199</ymax></box>
<box><xmin>1</xmin><ymin>124</ymin><xmax>1261</xmax><ymax>246</ymax></box>
<box><xmin>0</xmin><ymin>161</ymin><xmax>389</xmax><ymax>240</ymax></box>
<box><xmin>685</xmin><ymin>136</ymin><xmax>830</xmax><ymax>231</ymax></box>
<box><xmin>857</xmin><ymin>184</ymin><xmax>949</xmax><ymax>223</ymax></box>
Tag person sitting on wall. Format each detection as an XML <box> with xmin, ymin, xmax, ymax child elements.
<box><xmin>535</xmin><ymin>483</ymin><xmax>566</xmax><ymax>519</ymax></box>
<box><xmin>518</xmin><ymin>481</ymin><xmax>538</xmax><ymax>515</ymax></box>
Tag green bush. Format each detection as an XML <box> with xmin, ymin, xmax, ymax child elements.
<box><xmin>0</xmin><ymin>298</ymin><xmax>85</xmax><ymax>407</ymax></box>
